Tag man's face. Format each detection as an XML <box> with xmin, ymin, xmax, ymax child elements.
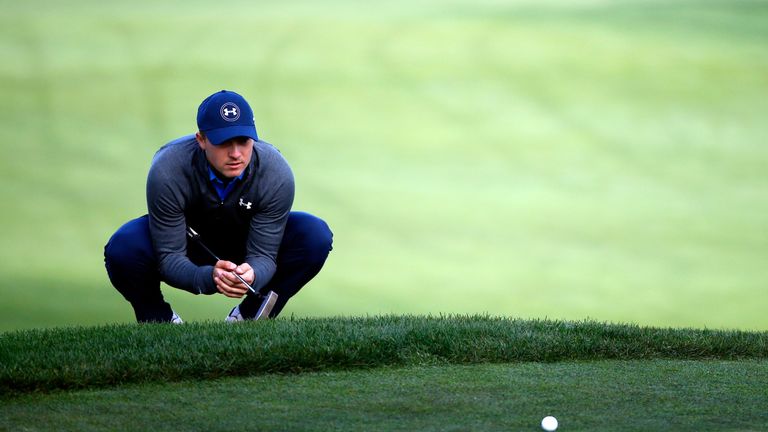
<box><xmin>196</xmin><ymin>133</ymin><xmax>253</xmax><ymax>179</ymax></box>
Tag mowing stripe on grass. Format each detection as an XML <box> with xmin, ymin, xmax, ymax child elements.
<box><xmin>1</xmin><ymin>315</ymin><xmax>766</xmax><ymax>396</ymax></box>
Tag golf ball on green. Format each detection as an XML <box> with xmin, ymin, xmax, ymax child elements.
<box><xmin>541</xmin><ymin>416</ymin><xmax>558</xmax><ymax>431</ymax></box>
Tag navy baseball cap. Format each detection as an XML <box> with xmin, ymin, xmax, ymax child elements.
<box><xmin>196</xmin><ymin>90</ymin><xmax>258</xmax><ymax>145</ymax></box>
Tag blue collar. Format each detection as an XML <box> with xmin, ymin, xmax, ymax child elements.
<box><xmin>208</xmin><ymin>165</ymin><xmax>246</xmax><ymax>201</ymax></box>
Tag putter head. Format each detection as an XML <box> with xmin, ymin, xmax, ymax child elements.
<box><xmin>254</xmin><ymin>291</ymin><xmax>278</xmax><ymax>320</ymax></box>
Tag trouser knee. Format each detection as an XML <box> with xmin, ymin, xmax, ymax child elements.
<box><xmin>285</xmin><ymin>211</ymin><xmax>333</xmax><ymax>265</ymax></box>
<box><xmin>104</xmin><ymin>215</ymin><xmax>160</xmax><ymax>303</ymax></box>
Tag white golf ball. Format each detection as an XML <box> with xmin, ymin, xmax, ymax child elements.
<box><xmin>541</xmin><ymin>415</ymin><xmax>558</xmax><ymax>431</ymax></box>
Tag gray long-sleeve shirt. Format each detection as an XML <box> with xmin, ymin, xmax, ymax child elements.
<box><xmin>146</xmin><ymin>134</ymin><xmax>295</xmax><ymax>295</ymax></box>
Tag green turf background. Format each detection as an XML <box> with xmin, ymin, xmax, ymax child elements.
<box><xmin>0</xmin><ymin>0</ymin><xmax>766</xmax><ymax>331</ymax></box>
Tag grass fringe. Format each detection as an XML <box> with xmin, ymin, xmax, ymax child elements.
<box><xmin>1</xmin><ymin>315</ymin><xmax>766</xmax><ymax>396</ymax></box>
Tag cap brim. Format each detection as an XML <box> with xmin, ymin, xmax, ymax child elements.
<box><xmin>206</xmin><ymin>125</ymin><xmax>258</xmax><ymax>146</ymax></box>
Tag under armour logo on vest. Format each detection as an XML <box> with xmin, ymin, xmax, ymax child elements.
<box><xmin>220</xmin><ymin>103</ymin><xmax>240</xmax><ymax>122</ymax></box>
<box><xmin>239</xmin><ymin>198</ymin><xmax>252</xmax><ymax>209</ymax></box>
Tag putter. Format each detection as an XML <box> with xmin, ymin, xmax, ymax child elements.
<box><xmin>254</xmin><ymin>291</ymin><xmax>278</xmax><ymax>320</ymax></box>
<box><xmin>186</xmin><ymin>227</ymin><xmax>278</xmax><ymax>319</ymax></box>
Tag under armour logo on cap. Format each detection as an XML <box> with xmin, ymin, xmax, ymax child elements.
<box><xmin>220</xmin><ymin>103</ymin><xmax>240</xmax><ymax>122</ymax></box>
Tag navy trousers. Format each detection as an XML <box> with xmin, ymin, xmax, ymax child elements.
<box><xmin>104</xmin><ymin>212</ymin><xmax>332</xmax><ymax>322</ymax></box>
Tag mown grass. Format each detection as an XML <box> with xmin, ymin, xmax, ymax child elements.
<box><xmin>2</xmin><ymin>315</ymin><xmax>766</xmax><ymax>396</ymax></box>
<box><xmin>3</xmin><ymin>361</ymin><xmax>767</xmax><ymax>431</ymax></box>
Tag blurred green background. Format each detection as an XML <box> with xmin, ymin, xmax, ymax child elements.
<box><xmin>0</xmin><ymin>0</ymin><xmax>766</xmax><ymax>331</ymax></box>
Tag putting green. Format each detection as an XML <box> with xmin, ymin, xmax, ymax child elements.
<box><xmin>2</xmin><ymin>361</ymin><xmax>766</xmax><ymax>431</ymax></box>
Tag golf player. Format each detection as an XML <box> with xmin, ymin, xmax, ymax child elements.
<box><xmin>104</xmin><ymin>90</ymin><xmax>333</xmax><ymax>323</ymax></box>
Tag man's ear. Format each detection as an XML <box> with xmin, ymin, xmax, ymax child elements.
<box><xmin>195</xmin><ymin>132</ymin><xmax>206</xmax><ymax>150</ymax></box>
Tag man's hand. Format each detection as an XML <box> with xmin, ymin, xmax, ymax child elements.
<box><xmin>213</xmin><ymin>261</ymin><xmax>255</xmax><ymax>298</ymax></box>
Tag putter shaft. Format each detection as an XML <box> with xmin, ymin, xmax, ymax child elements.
<box><xmin>228</xmin><ymin>271</ymin><xmax>258</xmax><ymax>295</ymax></box>
<box><xmin>186</xmin><ymin>227</ymin><xmax>257</xmax><ymax>294</ymax></box>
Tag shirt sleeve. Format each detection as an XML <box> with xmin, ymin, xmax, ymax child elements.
<box><xmin>244</xmin><ymin>148</ymin><xmax>295</xmax><ymax>291</ymax></box>
<box><xmin>146</xmin><ymin>155</ymin><xmax>218</xmax><ymax>295</ymax></box>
